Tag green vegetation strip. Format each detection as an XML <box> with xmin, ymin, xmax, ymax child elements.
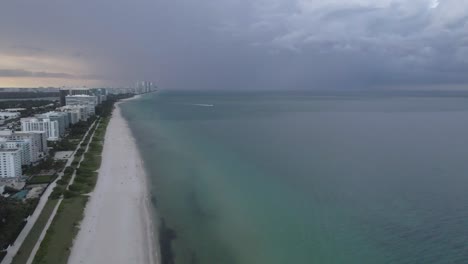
<box><xmin>27</xmin><ymin>175</ymin><xmax>56</xmax><ymax>185</ymax></box>
<box><xmin>11</xmin><ymin>199</ymin><xmax>59</xmax><ymax>264</ymax></box>
<box><xmin>71</xmin><ymin>127</ymin><xmax>104</xmax><ymax>195</ymax></box>
<box><xmin>0</xmin><ymin>198</ymin><xmax>38</xmax><ymax>261</ymax></box>
<box><xmin>31</xmin><ymin>196</ymin><xmax>88</xmax><ymax>264</ymax></box>
<box><xmin>28</xmin><ymin>95</ymin><xmax>126</xmax><ymax>264</ymax></box>
<box><xmin>32</xmin><ymin>122</ymin><xmax>106</xmax><ymax>263</ymax></box>
<box><xmin>13</xmin><ymin>121</ymin><xmax>99</xmax><ymax>264</ymax></box>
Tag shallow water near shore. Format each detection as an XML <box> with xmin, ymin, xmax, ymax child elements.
<box><xmin>121</xmin><ymin>91</ymin><xmax>468</xmax><ymax>263</ymax></box>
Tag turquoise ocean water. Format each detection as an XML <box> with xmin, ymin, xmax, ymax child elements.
<box><xmin>121</xmin><ymin>91</ymin><xmax>468</xmax><ymax>264</ymax></box>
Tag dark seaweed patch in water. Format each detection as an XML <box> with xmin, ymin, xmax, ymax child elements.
<box><xmin>159</xmin><ymin>218</ymin><xmax>177</xmax><ymax>264</ymax></box>
<box><xmin>151</xmin><ymin>194</ymin><xmax>158</xmax><ymax>208</ymax></box>
<box><xmin>187</xmin><ymin>190</ymin><xmax>208</xmax><ymax>218</ymax></box>
<box><xmin>189</xmin><ymin>252</ymin><xmax>199</xmax><ymax>264</ymax></box>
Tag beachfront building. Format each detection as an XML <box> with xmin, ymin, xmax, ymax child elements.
<box><xmin>3</xmin><ymin>131</ymin><xmax>48</xmax><ymax>163</ymax></box>
<box><xmin>0</xmin><ymin>130</ymin><xmax>48</xmax><ymax>163</ymax></box>
<box><xmin>57</xmin><ymin>105</ymin><xmax>89</xmax><ymax>123</ymax></box>
<box><xmin>0</xmin><ymin>149</ymin><xmax>22</xmax><ymax>178</ymax></box>
<box><xmin>135</xmin><ymin>81</ymin><xmax>156</xmax><ymax>94</ymax></box>
<box><xmin>107</xmin><ymin>88</ymin><xmax>134</xmax><ymax>95</ymax></box>
<box><xmin>65</xmin><ymin>95</ymin><xmax>97</xmax><ymax>116</ymax></box>
<box><xmin>0</xmin><ymin>138</ymin><xmax>32</xmax><ymax>165</ymax></box>
<box><xmin>21</xmin><ymin>117</ymin><xmax>59</xmax><ymax>141</ymax></box>
<box><xmin>99</xmin><ymin>94</ymin><xmax>107</xmax><ymax>104</ymax></box>
<box><xmin>36</xmin><ymin>111</ymin><xmax>70</xmax><ymax>137</ymax></box>
<box><xmin>63</xmin><ymin>110</ymin><xmax>80</xmax><ymax>124</ymax></box>
<box><xmin>59</xmin><ymin>88</ymin><xmax>92</xmax><ymax>106</ymax></box>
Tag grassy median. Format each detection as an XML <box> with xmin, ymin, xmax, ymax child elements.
<box><xmin>32</xmin><ymin>121</ymin><xmax>107</xmax><ymax>264</ymax></box>
<box><xmin>11</xmin><ymin>199</ymin><xmax>59</xmax><ymax>264</ymax></box>
<box><xmin>32</xmin><ymin>196</ymin><xmax>88</xmax><ymax>264</ymax></box>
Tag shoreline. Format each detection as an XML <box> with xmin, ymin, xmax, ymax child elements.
<box><xmin>68</xmin><ymin>96</ymin><xmax>159</xmax><ymax>264</ymax></box>
<box><xmin>118</xmin><ymin>93</ymin><xmax>178</xmax><ymax>264</ymax></box>
<box><xmin>121</xmin><ymin>95</ymin><xmax>162</xmax><ymax>264</ymax></box>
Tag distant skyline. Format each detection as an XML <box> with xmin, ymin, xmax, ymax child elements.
<box><xmin>1</xmin><ymin>0</ymin><xmax>467</xmax><ymax>90</ymax></box>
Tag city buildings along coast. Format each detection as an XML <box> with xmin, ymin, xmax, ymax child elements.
<box><xmin>0</xmin><ymin>85</ymin><xmax>156</xmax><ymax>264</ymax></box>
<box><xmin>0</xmin><ymin>84</ymin><xmax>155</xmax><ymax>181</ymax></box>
<box><xmin>0</xmin><ymin>88</ymin><xmax>109</xmax><ymax>181</ymax></box>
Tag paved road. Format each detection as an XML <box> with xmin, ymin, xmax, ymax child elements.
<box><xmin>1</xmin><ymin>121</ymin><xmax>97</xmax><ymax>264</ymax></box>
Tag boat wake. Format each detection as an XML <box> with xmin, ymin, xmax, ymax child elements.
<box><xmin>192</xmin><ymin>104</ymin><xmax>214</xmax><ymax>107</ymax></box>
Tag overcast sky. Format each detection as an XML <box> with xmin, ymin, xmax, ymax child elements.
<box><xmin>0</xmin><ymin>0</ymin><xmax>467</xmax><ymax>90</ymax></box>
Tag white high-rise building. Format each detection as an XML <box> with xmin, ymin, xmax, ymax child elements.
<box><xmin>0</xmin><ymin>149</ymin><xmax>22</xmax><ymax>178</ymax></box>
<box><xmin>65</xmin><ymin>95</ymin><xmax>98</xmax><ymax>115</ymax></box>
<box><xmin>21</xmin><ymin>117</ymin><xmax>59</xmax><ymax>141</ymax></box>
<box><xmin>0</xmin><ymin>138</ymin><xmax>32</xmax><ymax>165</ymax></box>
<box><xmin>67</xmin><ymin>111</ymin><xmax>79</xmax><ymax>124</ymax></box>
<box><xmin>59</xmin><ymin>87</ymin><xmax>91</xmax><ymax>106</ymax></box>
<box><xmin>36</xmin><ymin>112</ymin><xmax>69</xmax><ymax>136</ymax></box>
<box><xmin>57</xmin><ymin>105</ymin><xmax>89</xmax><ymax>122</ymax></box>
<box><xmin>0</xmin><ymin>130</ymin><xmax>47</xmax><ymax>163</ymax></box>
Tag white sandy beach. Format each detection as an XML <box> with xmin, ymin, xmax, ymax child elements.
<box><xmin>68</xmin><ymin>99</ymin><xmax>158</xmax><ymax>264</ymax></box>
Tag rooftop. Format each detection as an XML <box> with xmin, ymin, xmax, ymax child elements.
<box><xmin>20</xmin><ymin>117</ymin><xmax>40</xmax><ymax>121</ymax></box>
<box><xmin>21</xmin><ymin>117</ymin><xmax>52</xmax><ymax>122</ymax></box>
<box><xmin>14</xmin><ymin>131</ymin><xmax>45</xmax><ymax>135</ymax></box>
<box><xmin>0</xmin><ymin>130</ymin><xmax>13</xmax><ymax>136</ymax></box>
<box><xmin>60</xmin><ymin>88</ymin><xmax>90</xmax><ymax>91</ymax></box>
<box><xmin>38</xmin><ymin>111</ymin><xmax>67</xmax><ymax>117</ymax></box>
<box><xmin>4</xmin><ymin>108</ymin><xmax>26</xmax><ymax>111</ymax></box>
<box><xmin>66</xmin><ymin>94</ymin><xmax>96</xmax><ymax>98</ymax></box>
<box><xmin>58</xmin><ymin>105</ymin><xmax>86</xmax><ymax>109</ymax></box>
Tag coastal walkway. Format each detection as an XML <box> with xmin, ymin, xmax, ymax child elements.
<box><xmin>1</xmin><ymin>120</ymin><xmax>98</xmax><ymax>264</ymax></box>
<box><xmin>24</xmin><ymin>119</ymin><xmax>101</xmax><ymax>264</ymax></box>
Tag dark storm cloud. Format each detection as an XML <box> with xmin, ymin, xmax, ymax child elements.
<box><xmin>0</xmin><ymin>69</ymin><xmax>105</xmax><ymax>80</ymax></box>
<box><xmin>0</xmin><ymin>69</ymin><xmax>73</xmax><ymax>78</ymax></box>
<box><xmin>0</xmin><ymin>0</ymin><xmax>467</xmax><ymax>89</ymax></box>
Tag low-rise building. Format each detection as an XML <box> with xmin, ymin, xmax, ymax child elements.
<box><xmin>0</xmin><ymin>112</ymin><xmax>20</xmax><ymax>120</ymax></box>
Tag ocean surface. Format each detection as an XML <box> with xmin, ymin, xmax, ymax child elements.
<box><xmin>120</xmin><ymin>91</ymin><xmax>468</xmax><ymax>264</ymax></box>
